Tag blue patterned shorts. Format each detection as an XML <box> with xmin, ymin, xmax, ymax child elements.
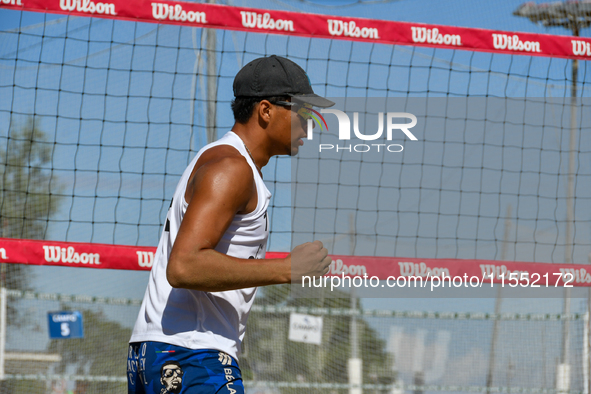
<box><xmin>127</xmin><ymin>342</ymin><xmax>244</xmax><ymax>394</ymax></box>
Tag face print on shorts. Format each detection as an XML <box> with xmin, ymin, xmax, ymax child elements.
<box><xmin>160</xmin><ymin>361</ymin><xmax>184</xmax><ymax>394</ymax></box>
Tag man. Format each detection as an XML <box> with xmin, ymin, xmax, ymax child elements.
<box><xmin>127</xmin><ymin>55</ymin><xmax>334</xmax><ymax>394</ymax></box>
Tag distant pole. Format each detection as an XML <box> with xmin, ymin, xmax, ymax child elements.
<box><xmin>189</xmin><ymin>26</ymin><xmax>204</xmax><ymax>153</ymax></box>
<box><xmin>349</xmin><ymin>213</ymin><xmax>362</xmax><ymax>394</ymax></box>
<box><xmin>561</xmin><ymin>44</ymin><xmax>578</xmax><ymax>388</ymax></box>
<box><xmin>206</xmin><ymin>0</ymin><xmax>217</xmax><ymax>144</ymax></box>
<box><xmin>0</xmin><ymin>264</ymin><xmax>5</xmax><ymax>380</ymax></box>
<box><xmin>584</xmin><ymin>311</ymin><xmax>590</xmax><ymax>394</ymax></box>
<box><xmin>514</xmin><ymin>3</ymin><xmax>590</xmax><ymax>391</ymax></box>
<box><xmin>486</xmin><ymin>204</ymin><xmax>512</xmax><ymax>394</ymax></box>
<box><xmin>0</xmin><ymin>227</ymin><xmax>4</xmax><ymax>380</ymax></box>
<box><xmin>561</xmin><ymin>19</ymin><xmax>580</xmax><ymax>378</ymax></box>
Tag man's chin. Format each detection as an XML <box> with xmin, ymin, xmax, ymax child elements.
<box><xmin>171</xmin><ymin>386</ymin><xmax>182</xmax><ymax>394</ymax></box>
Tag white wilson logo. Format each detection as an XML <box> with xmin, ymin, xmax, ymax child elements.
<box><xmin>136</xmin><ymin>251</ymin><xmax>154</xmax><ymax>268</ymax></box>
<box><xmin>572</xmin><ymin>40</ymin><xmax>591</xmax><ymax>56</ymax></box>
<box><xmin>59</xmin><ymin>0</ymin><xmax>116</xmax><ymax>15</ymax></box>
<box><xmin>42</xmin><ymin>245</ymin><xmax>101</xmax><ymax>265</ymax></box>
<box><xmin>151</xmin><ymin>3</ymin><xmax>207</xmax><ymax>23</ymax></box>
<box><xmin>1</xmin><ymin>0</ymin><xmax>23</xmax><ymax>5</ymax></box>
<box><xmin>398</xmin><ymin>262</ymin><xmax>450</xmax><ymax>278</ymax></box>
<box><xmin>329</xmin><ymin>259</ymin><xmax>367</xmax><ymax>276</ymax></box>
<box><xmin>327</xmin><ymin>19</ymin><xmax>380</xmax><ymax>39</ymax></box>
<box><xmin>411</xmin><ymin>27</ymin><xmax>461</xmax><ymax>46</ymax></box>
<box><xmin>492</xmin><ymin>34</ymin><xmax>541</xmax><ymax>53</ymax></box>
<box><xmin>479</xmin><ymin>264</ymin><xmax>529</xmax><ymax>280</ymax></box>
<box><xmin>240</xmin><ymin>11</ymin><xmax>294</xmax><ymax>32</ymax></box>
<box><xmin>559</xmin><ymin>268</ymin><xmax>591</xmax><ymax>284</ymax></box>
<box><xmin>0</xmin><ymin>248</ymin><xmax>6</xmax><ymax>260</ymax></box>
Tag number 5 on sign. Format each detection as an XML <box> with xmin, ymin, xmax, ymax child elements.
<box><xmin>47</xmin><ymin>311</ymin><xmax>84</xmax><ymax>339</ymax></box>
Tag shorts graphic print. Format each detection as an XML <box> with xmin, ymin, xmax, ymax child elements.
<box><xmin>127</xmin><ymin>342</ymin><xmax>243</xmax><ymax>394</ymax></box>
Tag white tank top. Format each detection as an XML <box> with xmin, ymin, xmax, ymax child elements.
<box><xmin>130</xmin><ymin>131</ymin><xmax>271</xmax><ymax>360</ymax></box>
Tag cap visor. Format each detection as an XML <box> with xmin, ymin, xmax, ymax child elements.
<box><xmin>289</xmin><ymin>93</ymin><xmax>335</xmax><ymax>108</ymax></box>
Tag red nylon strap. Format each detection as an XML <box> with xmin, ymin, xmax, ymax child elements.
<box><xmin>0</xmin><ymin>238</ymin><xmax>589</xmax><ymax>287</ymax></box>
<box><xmin>1</xmin><ymin>0</ymin><xmax>590</xmax><ymax>60</ymax></box>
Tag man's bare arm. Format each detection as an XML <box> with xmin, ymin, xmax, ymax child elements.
<box><xmin>166</xmin><ymin>152</ymin><xmax>330</xmax><ymax>292</ymax></box>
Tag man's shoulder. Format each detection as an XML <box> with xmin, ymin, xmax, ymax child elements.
<box><xmin>183</xmin><ymin>143</ymin><xmax>255</xmax><ymax>211</ymax></box>
<box><xmin>185</xmin><ymin>144</ymin><xmax>254</xmax><ymax>203</ymax></box>
<box><xmin>201</xmin><ymin>143</ymin><xmax>244</xmax><ymax>160</ymax></box>
<box><xmin>197</xmin><ymin>144</ymin><xmax>252</xmax><ymax>178</ymax></box>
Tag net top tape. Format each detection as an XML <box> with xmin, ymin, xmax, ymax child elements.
<box><xmin>1</xmin><ymin>237</ymin><xmax>591</xmax><ymax>287</ymax></box>
<box><xmin>1</xmin><ymin>0</ymin><xmax>590</xmax><ymax>60</ymax></box>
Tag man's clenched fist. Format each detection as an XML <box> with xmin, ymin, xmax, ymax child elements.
<box><xmin>289</xmin><ymin>240</ymin><xmax>332</xmax><ymax>283</ymax></box>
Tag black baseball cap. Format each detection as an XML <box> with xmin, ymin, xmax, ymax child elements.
<box><xmin>233</xmin><ymin>55</ymin><xmax>334</xmax><ymax>108</ymax></box>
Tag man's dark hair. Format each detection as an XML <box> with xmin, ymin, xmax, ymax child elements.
<box><xmin>231</xmin><ymin>96</ymin><xmax>289</xmax><ymax>124</ymax></box>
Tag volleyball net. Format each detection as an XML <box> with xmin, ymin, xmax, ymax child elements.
<box><xmin>1</xmin><ymin>0</ymin><xmax>591</xmax><ymax>393</ymax></box>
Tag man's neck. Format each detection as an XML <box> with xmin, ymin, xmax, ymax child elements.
<box><xmin>231</xmin><ymin>122</ymin><xmax>272</xmax><ymax>170</ymax></box>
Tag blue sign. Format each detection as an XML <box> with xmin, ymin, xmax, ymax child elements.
<box><xmin>47</xmin><ymin>311</ymin><xmax>84</xmax><ymax>339</ymax></box>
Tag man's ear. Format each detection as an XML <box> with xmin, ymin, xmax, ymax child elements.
<box><xmin>257</xmin><ymin>100</ymin><xmax>272</xmax><ymax>124</ymax></box>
